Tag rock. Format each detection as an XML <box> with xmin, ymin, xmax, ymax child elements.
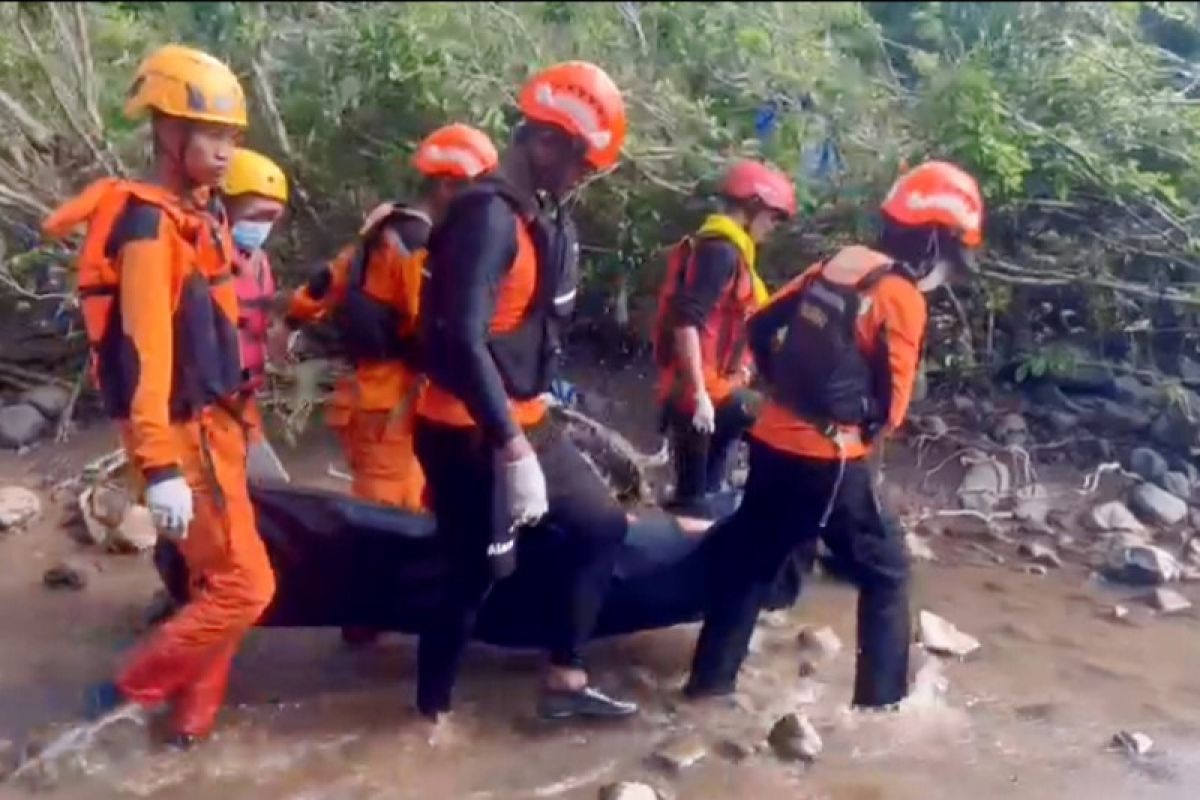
<box><xmin>653</xmin><ymin>735</ymin><xmax>707</xmax><ymax>772</ymax></box>
<box><xmin>78</xmin><ymin>487</ymin><xmax>157</xmax><ymax>552</ymax></box>
<box><xmin>1083</xmin><ymin>399</ymin><xmax>1152</xmax><ymax>437</ymax></box>
<box><xmin>1110</xmin><ymin>730</ymin><xmax>1154</xmax><ymax>757</ymax></box>
<box><xmin>1130</xmin><ymin>447</ymin><xmax>1170</xmax><ymax>483</ymax></box>
<box><xmin>905</xmin><ymin>533</ymin><xmax>937</xmax><ymax>562</ymax></box>
<box><xmin>957</xmin><ymin>460</ymin><xmax>1011</xmax><ymax>513</ymax></box>
<box><xmin>19</xmin><ymin>385</ymin><xmax>70</xmax><ymax>420</ymax></box>
<box><xmin>951</xmin><ymin>395</ymin><xmax>976</xmax><ymax>416</ymax></box>
<box><xmin>1046</xmin><ymin>410</ymin><xmax>1081</xmax><ymax>437</ymax></box>
<box><xmin>797</xmin><ymin>626</ymin><xmax>843</xmax><ymax>661</ymax></box>
<box><xmin>1161</xmin><ymin>471</ymin><xmax>1192</xmax><ymax>501</ymax></box>
<box><xmin>42</xmin><ymin>559</ymin><xmax>91</xmax><ymax>591</ymax></box>
<box><xmin>717</xmin><ymin>738</ymin><xmax>757</xmax><ymax>763</ymax></box>
<box><xmin>1146</xmin><ymin>587</ymin><xmax>1192</xmax><ymax>615</ymax></box>
<box><xmin>758</xmin><ymin>609</ymin><xmax>792</xmax><ymax>630</ymax></box>
<box><xmin>1108</xmin><ymin>604</ymin><xmax>1130</xmax><ymax>622</ymax></box>
<box><xmin>1013</xmin><ymin>485</ymin><xmax>1051</xmax><ymax>527</ymax></box>
<box><xmin>918</xmin><ymin>610</ymin><xmax>981</xmax><ymax>658</ymax></box>
<box><xmin>0</xmin><ymin>404</ymin><xmax>48</xmax><ymax>448</ymax></box>
<box><xmin>1113</xmin><ymin>375</ymin><xmax>1165</xmax><ymax>407</ymax></box>
<box><xmin>1129</xmin><ymin>483</ymin><xmax>1188</xmax><ymax>526</ymax></box>
<box><xmin>1150</xmin><ymin>406</ymin><xmax>1200</xmax><ymax>454</ymax></box>
<box><xmin>1172</xmin><ymin>458</ymin><xmax>1200</xmax><ymax>488</ymax></box>
<box><xmin>768</xmin><ymin>714</ymin><xmax>822</xmax><ymax>763</ymax></box>
<box><xmin>1023</xmin><ymin>564</ymin><xmax>1049</xmax><ymax>577</ymax></box>
<box><xmin>1089</xmin><ymin>502</ymin><xmax>1146</xmax><ymax>534</ymax></box>
<box><xmin>992</xmin><ymin>413</ymin><xmax>1030</xmax><ymax>448</ymax></box>
<box><xmin>918</xmin><ymin>414</ymin><xmax>949</xmax><ymax>438</ymax></box>
<box><xmin>1018</xmin><ymin>540</ymin><xmax>1063</xmax><ymax>569</ymax></box>
<box><xmin>0</xmin><ymin>486</ymin><xmax>41</xmax><ymax>531</ymax></box>
<box><xmin>600</xmin><ymin>783</ymin><xmax>658</xmax><ymax>800</ymax></box>
<box><xmin>1105</xmin><ymin>541</ymin><xmax>1182</xmax><ymax>585</ymax></box>
<box><xmin>797</xmin><ymin>659</ymin><xmax>819</xmax><ymax>678</ymax></box>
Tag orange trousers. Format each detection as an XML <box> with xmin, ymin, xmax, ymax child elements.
<box><xmin>116</xmin><ymin>408</ymin><xmax>276</xmax><ymax>738</ymax></box>
<box><xmin>342</xmin><ymin>408</ymin><xmax>427</xmax><ymax>511</ymax></box>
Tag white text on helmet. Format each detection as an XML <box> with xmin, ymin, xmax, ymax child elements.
<box><xmin>421</xmin><ymin>144</ymin><xmax>487</xmax><ymax>178</ymax></box>
<box><xmin>533</xmin><ymin>83</ymin><xmax>612</xmax><ymax>151</ymax></box>
<box><xmin>904</xmin><ymin>191</ymin><xmax>981</xmax><ymax>230</ymax></box>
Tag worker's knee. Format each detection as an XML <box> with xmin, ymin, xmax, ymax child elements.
<box><xmin>231</xmin><ymin>567</ymin><xmax>276</xmax><ymax>627</ymax></box>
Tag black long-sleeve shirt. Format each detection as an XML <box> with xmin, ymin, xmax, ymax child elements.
<box><xmin>422</xmin><ymin>191</ymin><xmax>524</xmax><ymax>446</ymax></box>
<box><xmin>670</xmin><ymin>238</ymin><xmax>740</xmax><ymax>328</ymax></box>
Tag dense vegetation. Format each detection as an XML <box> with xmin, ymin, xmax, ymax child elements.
<box><xmin>4</xmin><ymin>1</ymin><xmax>1200</xmax><ymax>384</ymax></box>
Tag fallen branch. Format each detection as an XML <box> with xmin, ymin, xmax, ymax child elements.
<box><xmin>55</xmin><ymin>360</ymin><xmax>89</xmax><ymax>443</ymax></box>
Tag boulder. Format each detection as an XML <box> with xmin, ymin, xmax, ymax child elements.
<box><xmin>1105</xmin><ymin>540</ymin><xmax>1182</xmax><ymax>585</ymax></box>
<box><xmin>957</xmin><ymin>460</ymin><xmax>1011</xmax><ymax>513</ymax></box>
<box><xmin>1082</xmin><ymin>399</ymin><xmax>1152</xmax><ymax>437</ymax></box>
<box><xmin>1129</xmin><ymin>483</ymin><xmax>1188</xmax><ymax>526</ymax></box>
<box><xmin>1018</xmin><ymin>540</ymin><xmax>1063</xmax><ymax>569</ymax></box>
<box><xmin>43</xmin><ymin>559</ymin><xmax>91</xmax><ymax>591</ymax></box>
<box><xmin>1046</xmin><ymin>410</ymin><xmax>1081</xmax><ymax>437</ymax></box>
<box><xmin>951</xmin><ymin>395</ymin><xmax>976</xmax><ymax>416</ymax></box>
<box><xmin>1171</xmin><ymin>458</ymin><xmax>1200</xmax><ymax>488</ymax></box>
<box><xmin>0</xmin><ymin>404</ymin><xmax>47</xmax><ymax>448</ymax></box>
<box><xmin>918</xmin><ymin>610</ymin><xmax>981</xmax><ymax>658</ymax></box>
<box><xmin>1013</xmin><ymin>485</ymin><xmax>1051</xmax><ymax>527</ymax></box>
<box><xmin>1089</xmin><ymin>502</ymin><xmax>1146</xmax><ymax>534</ymax></box>
<box><xmin>905</xmin><ymin>533</ymin><xmax>937</xmax><ymax>562</ymax></box>
<box><xmin>653</xmin><ymin>735</ymin><xmax>707</xmax><ymax>772</ymax></box>
<box><xmin>78</xmin><ymin>487</ymin><xmax>157</xmax><ymax>553</ymax></box>
<box><xmin>600</xmin><ymin>784</ymin><xmax>658</xmax><ymax>800</ymax></box>
<box><xmin>1161</xmin><ymin>471</ymin><xmax>1192</xmax><ymax>501</ymax></box>
<box><xmin>1112</xmin><ymin>375</ymin><xmax>1164</xmax><ymax>407</ymax></box>
<box><xmin>1146</xmin><ymin>587</ymin><xmax>1192</xmax><ymax>615</ymax></box>
<box><xmin>1150</xmin><ymin>406</ymin><xmax>1200</xmax><ymax>454</ymax></box>
<box><xmin>0</xmin><ymin>486</ymin><xmax>41</xmax><ymax>531</ymax></box>
<box><xmin>0</xmin><ymin>737</ymin><xmax>16</xmax><ymax>782</ymax></box>
<box><xmin>768</xmin><ymin>714</ymin><xmax>822</xmax><ymax>763</ymax></box>
<box><xmin>917</xmin><ymin>415</ymin><xmax>950</xmax><ymax>438</ymax></box>
<box><xmin>1110</xmin><ymin>731</ymin><xmax>1154</xmax><ymax>758</ymax></box>
<box><xmin>992</xmin><ymin>413</ymin><xmax>1030</xmax><ymax>448</ymax></box>
<box><xmin>19</xmin><ymin>385</ymin><xmax>70</xmax><ymax>420</ymax></box>
<box><xmin>797</xmin><ymin>626</ymin><xmax>843</xmax><ymax>661</ymax></box>
<box><xmin>1129</xmin><ymin>447</ymin><xmax>1169</xmax><ymax>484</ymax></box>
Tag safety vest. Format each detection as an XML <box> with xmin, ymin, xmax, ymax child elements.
<box><xmin>332</xmin><ymin>205</ymin><xmax>430</xmax><ymax>365</ymax></box>
<box><xmin>752</xmin><ymin>245</ymin><xmax>926</xmax><ymax>461</ymax></box>
<box><xmin>653</xmin><ymin>215</ymin><xmax>766</xmax><ymax>403</ymax></box>
<box><xmin>234</xmin><ymin>248</ymin><xmax>276</xmax><ymax>389</ymax></box>
<box><xmin>42</xmin><ymin>178</ymin><xmax>242</xmax><ymax>421</ymax></box>
<box><xmin>418</xmin><ymin>178</ymin><xmax>578</xmax><ymax>428</ymax></box>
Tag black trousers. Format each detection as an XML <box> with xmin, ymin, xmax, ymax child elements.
<box><xmin>663</xmin><ymin>389</ymin><xmax>759</xmax><ymax>509</ymax></box>
<box><xmin>413</xmin><ymin>418</ymin><xmax>628</xmax><ymax>716</ymax></box>
<box><xmin>688</xmin><ymin>438</ymin><xmax>911</xmax><ymax>707</ymax></box>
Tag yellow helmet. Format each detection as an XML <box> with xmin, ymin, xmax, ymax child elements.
<box><xmin>224</xmin><ymin>148</ymin><xmax>289</xmax><ymax>202</ymax></box>
<box><xmin>124</xmin><ymin>44</ymin><xmax>247</xmax><ymax>127</ymax></box>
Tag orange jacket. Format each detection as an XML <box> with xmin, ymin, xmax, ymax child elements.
<box><xmin>750</xmin><ymin>245</ymin><xmax>927</xmax><ymax>460</ymax></box>
<box><xmin>43</xmin><ymin>179</ymin><xmax>242</xmax><ymax>479</ymax></box>
<box><xmin>287</xmin><ymin>213</ymin><xmax>428</xmax><ymax>413</ymax></box>
<box><xmin>653</xmin><ymin>227</ymin><xmax>761</xmax><ymax>411</ymax></box>
<box><xmin>416</xmin><ymin>210</ymin><xmax>547</xmax><ymax>430</ymax></box>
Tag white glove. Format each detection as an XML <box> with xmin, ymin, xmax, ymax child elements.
<box><xmin>692</xmin><ymin>391</ymin><xmax>716</xmax><ymax>434</ymax></box>
<box><xmin>501</xmin><ymin>452</ymin><xmax>549</xmax><ymax>528</ymax></box>
<box><xmin>145</xmin><ymin>477</ymin><xmax>194</xmax><ymax>540</ymax></box>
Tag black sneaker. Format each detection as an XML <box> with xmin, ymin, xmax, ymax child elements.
<box><xmin>538</xmin><ymin>686</ymin><xmax>639</xmax><ymax>721</ymax></box>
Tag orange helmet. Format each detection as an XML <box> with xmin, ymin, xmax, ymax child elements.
<box><xmin>411</xmin><ymin>123</ymin><xmax>499</xmax><ymax>179</ymax></box>
<box><xmin>519</xmin><ymin>61</ymin><xmax>626</xmax><ymax>171</ymax></box>
<box><xmin>721</xmin><ymin>159</ymin><xmax>797</xmax><ymax>218</ymax></box>
<box><xmin>124</xmin><ymin>44</ymin><xmax>247</xmax><ymax>127</ymax></box>
<box><xmin>880</xmin><ymin>160</ymin><xmax>983</xmax><ymax>248</ymax></box>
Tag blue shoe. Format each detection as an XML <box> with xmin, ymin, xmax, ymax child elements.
<box><xmin>84</xmin><ymin>681</ymin><xmax>125</xmax><ymax>721</ymax></box>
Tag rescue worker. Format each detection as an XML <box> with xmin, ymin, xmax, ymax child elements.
<box><xmin>43</xmin><ymin>45</ymin><xmax>274</xmax><ymax>746</ymax></box>
<box><xmin>286</xmin><ymin>122</ymin><xmax>499</xmax><ymax>513</ymax></box>
<box><xmin>223</xmin><ymin>147</ymin><xmax>291</xmax><ymax>483</ymax></box>
<box><xmin>684</xmin><ymin>161</ymin><xmax>984</xmax><ymax>708</ymax></box>
<box><xmin>414</xmin><ymin>61</ymin><xmax>638</xmax><ymax>726</ymax></box>
<box><xmin>654</xmin><ymin>159</ymin><xmax>796</xmax><ymax>516</ymax></box>
<box><xmin>286</xmin><ymin>124</ymin><xmax>498</xmax><ymax>648</ymax></box>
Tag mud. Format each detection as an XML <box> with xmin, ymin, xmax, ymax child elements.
<box><xmin>0</xmin><ymin>385</ymin><xmax>1199</xmax><ymax>799</ymax></box>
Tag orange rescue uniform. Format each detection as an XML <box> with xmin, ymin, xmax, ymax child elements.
<box><xmin>43</xmin><ymin>180</ymin><xmax>275</xmax><ymax>739</ymax></box>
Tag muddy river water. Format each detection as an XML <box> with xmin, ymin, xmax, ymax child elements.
<box><xmin>1</xmin><ymin>421</ymin><xmax>1199</xmax><ymax>800</ymax></box>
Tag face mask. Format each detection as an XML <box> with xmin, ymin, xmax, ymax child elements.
<box><xmin>231</xmin><ymin>220</ymin><xmax>273</xmax><ymax>252</ymax></box>
<box><xmin>916</xmin><ymin>259</ymin><xmax>951</xmax><ymax>293</ymax></box>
